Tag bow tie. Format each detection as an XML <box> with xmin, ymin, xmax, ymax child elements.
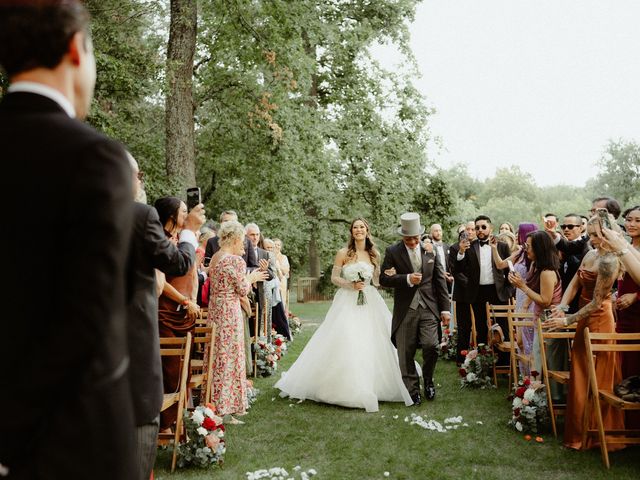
<box><xmin>478</xmin><ymin>239</ymin><xmax>489</xmax><ymax>246</ymax></box>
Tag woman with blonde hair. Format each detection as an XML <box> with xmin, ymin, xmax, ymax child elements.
<box><xmin>205</xmin><ymin>221</ymin><xmax>268</xmax><ymax>422</ymax></box>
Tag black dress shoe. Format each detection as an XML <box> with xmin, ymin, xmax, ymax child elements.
<box><xmin>411</xmin><ymin>393</ymin><xmax>421</xmax><ymax>406</ymax></box>
<box><xmin>425</xmin><ymin>383</ymin><xmax>436</xmax><ymax>401</ymax></box>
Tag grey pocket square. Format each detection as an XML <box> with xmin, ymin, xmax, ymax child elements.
<box><xmin>427</xmin><ymin>259</ymin><xmax>434</xmax><ymax>264</ymax></box>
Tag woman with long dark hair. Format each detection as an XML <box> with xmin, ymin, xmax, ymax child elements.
<box><xmin>275</xmin><ymin>218</ymin><xmax>413</xmax><ymax>412</ymax></box>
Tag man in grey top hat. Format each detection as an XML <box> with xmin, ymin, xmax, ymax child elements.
<box><xmin>380</xmin><ymin>212</ymin><xmax>451</xmax><ymax>405</ymax></box>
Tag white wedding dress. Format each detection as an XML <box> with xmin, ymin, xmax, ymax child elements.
<box><xmin>275</xmin><ymin>261</ymin><xmax>413</xmax><ymax>412</ymax></box>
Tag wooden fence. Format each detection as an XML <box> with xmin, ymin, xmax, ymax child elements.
<box><xmin>294</xmin><ymin>276</ymin><xmax>394</xmax><ymax>303</ymax></box>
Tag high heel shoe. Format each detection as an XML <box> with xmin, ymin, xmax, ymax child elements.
<box><xmin>227</xmin><ymin>416</ymin><xmax>244</xmax><ymax>425</ymax></box>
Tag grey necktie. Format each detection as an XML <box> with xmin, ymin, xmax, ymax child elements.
<box><xmin>409</xmin><ymin>248</ymin><xmax>421</xmax><ymax>272</ymax></box>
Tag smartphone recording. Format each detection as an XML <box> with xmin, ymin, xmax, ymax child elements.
<box><xmin>186</xmin><ymin>187</ymin><xmax>201</xmax><ymax>211</ymax></box>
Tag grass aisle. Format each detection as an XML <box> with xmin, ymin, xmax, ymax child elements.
<box><xmin>156</xmin><ymin>302</ymin><xmax>639</xmax><ymax>479</ymax></box>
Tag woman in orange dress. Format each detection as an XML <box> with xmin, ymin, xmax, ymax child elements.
<box><xmin>544</xmin><ymin>215</ymin><xmax>625</xmax><ymax>451</ymax></box>
<box><xmin>155</xmin><ymin>196</ymin><xmax>201</xmax><ymax>431</ymax></box>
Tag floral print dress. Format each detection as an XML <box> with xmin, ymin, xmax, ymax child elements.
<box><xmin>207</xmin><ymin>254</ymin><xmax>252</xmax><ymax>416</ymax></box>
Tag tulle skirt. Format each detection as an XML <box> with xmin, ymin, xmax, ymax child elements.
<box><xmin>275</xmin><ymin>285</ymin><xmax>413</xmax><ymax>412</ymax></box>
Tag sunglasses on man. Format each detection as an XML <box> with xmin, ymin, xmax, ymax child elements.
<box><xmin>475</xmin><ymin>224</ymin><xmax>489</xmax><ymax>230</ymax></box>
<box><xmin>560</xmin><ymin>224</ymin><xmax>580</xmax><ymax>230</ymax></box>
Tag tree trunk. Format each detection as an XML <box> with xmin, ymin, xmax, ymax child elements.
<box><xmin>165</xmin><ymin>0</ymin><xmax>197</xmax><ymax>188</ymax></box>
<box><xmin>308</xmin><ymin>231</ymin><xmax>320</xmax><ymax>278</ymax></box>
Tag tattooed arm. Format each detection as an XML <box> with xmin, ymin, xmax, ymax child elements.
<box><xmin>564</xmin><ymin>254</ymin><xmax>619</xmax><ymax>326</ymax></box>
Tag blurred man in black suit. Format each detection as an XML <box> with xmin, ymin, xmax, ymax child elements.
<box><xmin>126</xmin><ymin>153</ymin><xmax>205</xmax><ymax>479</ymax></box>
<box><xmin>0</xmin><ymin>2</ymin><xmax>135</xmax><ymax>478</ymax></box>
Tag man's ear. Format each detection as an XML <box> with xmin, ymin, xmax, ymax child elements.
<box><xmin>67</xmin><ymin>31</ymin><xmax>84</xmax><ymax>66</ymax></box>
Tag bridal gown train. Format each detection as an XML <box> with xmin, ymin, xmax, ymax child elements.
<box><xmin>275</xmin><ymin>261</ymin><xmax>413</xmax><ymax>412</ymax></box>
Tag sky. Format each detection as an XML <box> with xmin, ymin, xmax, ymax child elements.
<box><xmin>373</xmin><ymin>0</ymin><xmax>640</xmax><ymax>187</ymax></box>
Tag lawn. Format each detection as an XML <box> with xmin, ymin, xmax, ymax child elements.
<box><xmin>154</xmin><ymin>300</ymin><xmax>639</xmax><ymax>479</ymax></box>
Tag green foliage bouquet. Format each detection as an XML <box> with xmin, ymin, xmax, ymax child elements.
<box><xmin>509</xmin><ymin>378</ymin><xmax>549</xmax><ymax>433</ymax></box>
<box><xmin>177</xmin><ymin>404</ymin><xmax>225</xmax><ymax>468</ymax></box>
<box><xmin>458</xmin><ymin>344</ymin><xmax>495</xmax><ymax>389</ymax></box>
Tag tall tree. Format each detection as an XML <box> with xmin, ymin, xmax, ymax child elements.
<box><xmin>589</xmin><ymin>138</ymin><xmax>640</xmax><ymax>205</ymax></box>
<box><xmin>165</xmin><ymin>0</ymin><xmax>197</xmax><ymax>188</ymax></box>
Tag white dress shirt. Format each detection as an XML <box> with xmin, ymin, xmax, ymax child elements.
<box><xmin>8</xmin><ymin>81</ymin><xmax>76</xmax><ymax>117</ymax></box>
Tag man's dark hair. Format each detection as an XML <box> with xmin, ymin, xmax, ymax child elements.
<box><xmin>592</xmin><ymin>196</ymin><xmax>621</xmax><ymax>219</ymax></box>
<box><xmin>0</xmin><ymin>1</ymin><xmax>90</xmax><ymax>78</ymax></box>
<box><xmin>544</xmin><ymin>213</ymin><xmax>558</xmax><ymax>220</ymax></box>
<box><xmin>474</xmin><ymin>214</ymin><xmax>491</xmax><ymax>224</ymax></box>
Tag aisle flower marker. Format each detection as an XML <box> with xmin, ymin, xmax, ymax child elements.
<box><xmin>508</xmin><ymin>376</ymin><xmax>549</xmax><ymax>433</ymax></box>
<box><xmin>177</xmin><ymin>403</ymin><xmax>225</xmax><ymax>468</ymax></box>
<box><xmin>459</xmin><ymin>344</ymin><xmax>495</xmax><ymax>389</ymax></box>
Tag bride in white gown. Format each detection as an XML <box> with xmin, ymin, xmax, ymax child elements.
<box><xmin>275</xmin><ymin>218</ymin><xmax>413</xmax><ymax>412</ymax></box>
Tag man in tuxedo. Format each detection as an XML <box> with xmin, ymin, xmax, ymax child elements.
<box><xmin>245</xmin><ymin>222</ymin><xmax>276</xmax><ymax>337</ymax></box>
<box><xmin>550</xmin><ymin>196</ymin><xmax>621</xmax><ymax>256</ymax></box>
<box><xmin>0</xmin><ymin>2</ymin><xmax>136</xmax><ymax>478</ymax></box>
<box><xmin>126</xmin><ymin>154</ymin><xmax>205</xmax><ymax>480</ymax></box>
<box><xmin>430</xmin><ymin>223</ymin><xmax>453</xmax><ymax>292</ymax></box>
<box><xmin>204</xmin><ymin>209</ymin><xmax>257</xmax><ymax>269</ymax></box>
<box><xmin>455</xmin><ymin>215</ymin><xmax>514</xmax><ymax>364</ymax></box>
<box><xmin>380</xmin><ymin>213</ymin><xmax>451</xmax><ymax>405</ymax></box>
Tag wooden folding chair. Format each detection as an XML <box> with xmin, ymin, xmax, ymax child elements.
<box><xmin>537</xmin><ymin>320</ymin><xmax>576</xmax><ymax>437</ymax></box>
<box><xmin>507</xmin><ymin>311</ymin><xmax>536</xmax><ymax>386</ymax></box>
<box><xmin>486</xmin><ymin>302</ymin><xmax>515</xmax><ymax>388</ymax></box>
<box><xmin>582</xmin><ymin>328</ymin><xmax>640</xmax><ymax>469</ymax></box>
<box><xmin>252</xmin><ymin>303</ymin><xmax>259</xmax><ymax>377</ymax></box>
<box><xmin>157</xmin><ymin>332</ymin><xmax>192</xmax><ymax>472</ymax></box>
<box><xmin>189</xmin><ymin>324</ymin><xmax>217</xmax><ymax>406</ymax></box>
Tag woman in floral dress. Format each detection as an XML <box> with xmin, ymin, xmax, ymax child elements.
<box><xmin>205</xmin><ymin>221</ymin><xmax>267</xmax><ymax>423</ymax></box>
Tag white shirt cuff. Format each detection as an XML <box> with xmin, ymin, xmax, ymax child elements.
<box><xmin>178</xmin><ymin>230</ymin><xmax>198</xmax><ymax>249</ymax></box>
<box><xmin>457</xmin><ymin>252</ymin><xmax>465</xmax><ymax>260</ymax></box>
<box><xmin>406</xmin><ymin>274</ymin><xmax>413</xmax><ymax>287</ymax></box>
<box><xmin>553</xmin><ymin>234</ymin><xmax>561</xmax><ymax>245</ymax></box>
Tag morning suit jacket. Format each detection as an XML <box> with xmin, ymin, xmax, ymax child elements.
<box><xmin>379</xmin><ymin>242</ymin><xmax>450</xmax><ymax>346</ymax></box>
<box><xmin>454</xmin><ymin>240</ymin><xmax>514</xmax><ymax>304</ymax></box>
<box><xmin>126</xmin><ymin>202</ymin><xmax>196</xmax><ymax>425</ymax></box>
<box><xmin>0</xmin><ymin>92</ymin><xmax>136</xmax><ymax>478</ymax></box>
<box><xmin>205</xmin><ymin>235</ymin><xmax>257</xmax><ymax>269</ymax></box>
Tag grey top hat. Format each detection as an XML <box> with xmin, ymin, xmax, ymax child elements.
<box><xmin>397</xmin><ymin>212</ymin><xmax>425</xmax><ymax>236</ymax></box>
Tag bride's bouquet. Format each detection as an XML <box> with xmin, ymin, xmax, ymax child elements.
<box><xmin>343</xmin><ymin>265</ymin><xmax>368</xmax><ymax>305</ymax></box>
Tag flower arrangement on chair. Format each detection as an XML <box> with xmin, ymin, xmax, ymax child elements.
<box><xmin>255</xmin><ymin>336</ymin><xmax>278</xmax><ymax>377</ymax></box>
<box><xmin>273</xmin><ymin>333</ymin><xmax>288</xmax><ymax>358</ymax></box>
<box><xmin>459</xmin><ymin>344</ymin><xmax>495</xmax><ymax>389</ymax></box>
<box><xmin>438</xmin><ymin>327</ymin><xmax>457</xmax><ymax>360</ymax></box>
<box><xmin>288</xmin><ymin>315</ymin><xmax>302</xmax><ymax>337</ymax></box>
<box><xmin>177</xmin><ymin>403</ymin><xmax>225</xmax><ymax>468</ymax></box>
<box><xmin>509</xmin><ymin>375</ymin><xmax>549</xmax><ymax>433</ymax></box>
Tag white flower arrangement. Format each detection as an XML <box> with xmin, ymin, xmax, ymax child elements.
<box><xmin>458</xmin><ymin>344</ymin><xmax>495</xmax><ymax>389</ymax></box>
<box><xmin>177</xmin><ymin>404</ymin><xmax>225</xmax><ymax>468</ymax></box>
<box><xmin>509</xmin><ymin>377</ymin><xmax>549</xmax><ymax>433</ymax></box>
<box><xmin>342</xmin><ymin>262</ymin><xmax>371</xmax><ymax>305</ymax></box>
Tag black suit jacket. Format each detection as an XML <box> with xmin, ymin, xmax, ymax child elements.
<box><xmin>0</xmin><ymin>92</ymin><xmax>136</xmax><ymax>478</ymax></box>
<box><xmin>560</xmin><ymin>240</ymin><xmax>590</xmax><ymax>313</ymax></box>
<box><xmin>379</xmin><ymin>242</ymin><xmax>450</xmax><ymax>346</ymax></box>
<box><xmin>448</xmin><ymin>242</ymin><xmax>469</xmax><ymax>302</ymax></box>
<box><xmin>126</xmin><ymin>202</ymin><xmax>196</xmax><ymax>425</ymax></box>
<box><xmin>454</xmin><ymin>240</ymin><xmax>514</xmax><ymax>304</ymax></box>
<box><xmin>205</xmin><ymin>235</ymin><xmax>257</xmax><ymax>269</ymax></box>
